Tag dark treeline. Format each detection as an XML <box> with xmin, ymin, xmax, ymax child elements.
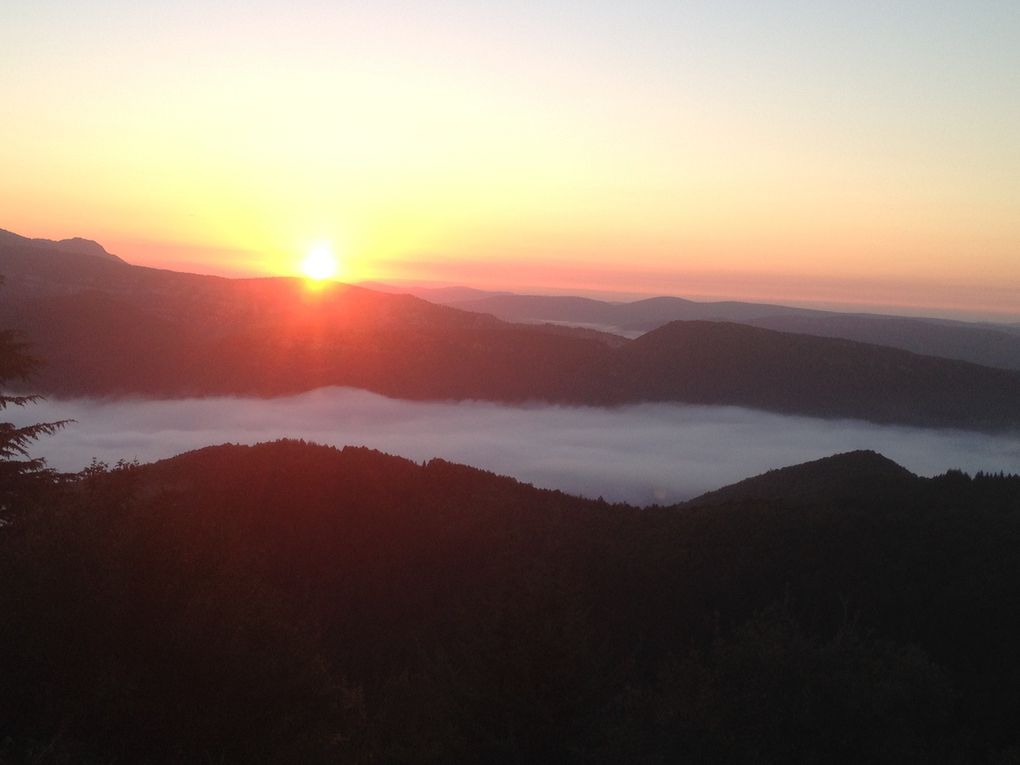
<box><xmin>2</xmin><ymin>440</ymin><xmax>1019</xmax><ymax>763</ymax></box>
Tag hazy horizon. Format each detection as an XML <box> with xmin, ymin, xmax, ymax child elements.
<box><xmin>7</xmin><ymin>223</ymin><xmax>1020</xmax><ymax>324</ymax></box>
<box><xmin>3</xmin><ymin>1</ymin><xmax>1018</xmax><ymax>318</ymax></box>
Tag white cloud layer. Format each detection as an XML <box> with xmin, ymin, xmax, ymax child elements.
<box><xmin>10</xmin><ymin>387</ymin><xmax>1020</xmax><ymax>505</ymax></box>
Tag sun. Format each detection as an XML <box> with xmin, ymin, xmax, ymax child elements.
<box><xmin>300</xmin><ymin>243</ymin><xmax>339</xmax><ymax>281</ymax></box>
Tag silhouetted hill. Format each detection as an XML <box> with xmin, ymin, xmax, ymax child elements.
<box><xmin>0</xmin><ymin>232</ymin><xmax>618</xmax><ymax>398</ymax></box>
<box><xmin>1</xmin><ymin>285</ymin><xmax>617</xmax><ymax>399</ymax></box>
<box><xmin>595</xmin><ymin>320</ymin><xmax>1020</xmax><ymax>429</ymax></box>
<box><xmin>0</xmin><ymin>227</ymin><xmax>124</xmax><ymax>262</ymax></box>
<box><xmin>451</xmin><ymin>292</ymin><xmax>1020</xmax><ymax>370</ymax></box>
<box><xmin>449</xmin><ymin>292</ymin><xmax>826</xmax><ymax>329</ymax></box>
<box><xmin>4</xmin><ymin>439</ymin><xmax>1020</xmax><ymax>762</ymax></box>
<box><xmin>686</xmin><ymin>450</ymin><xmax>919</xmax><ymax>507</ymax></box>
<box><xmin>749</xmin><ymin>312</ymin><xmax>1020</xmax><ymax>371</ymax></box>
<box><xmin>451</xmin><ymin>293</ymin><xmax>636</xmax><ymax>326</ymax></box>
<box><xmin>4</xmin><ymin>229</ymin><xmax>1020</xmax><ymax>430</ymax></box>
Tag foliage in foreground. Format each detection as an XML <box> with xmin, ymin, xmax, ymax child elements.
<box><xmin>1</xmin><ymin>441</ymin><xmax>1019</xmax><ymax>763</ymax></box>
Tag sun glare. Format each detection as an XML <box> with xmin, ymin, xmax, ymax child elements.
<box><xmin>301</xmin><ymin>243</ymin><xmax>338</xmax><ymax>281</ymax></box>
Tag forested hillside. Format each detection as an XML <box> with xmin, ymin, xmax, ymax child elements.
<box><xmin>3</xmin><ymin>441</ymin><xmax>1019</xmax><ymax>763</ymax></box>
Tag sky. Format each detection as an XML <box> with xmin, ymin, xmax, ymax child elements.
<box><xmin>2</xmin><ymin>1</ymin><xmax>1018</xmax><ymax>317</ymax></box>
<box><xmin>13</xmin><ymin>389</ymin><xmax>1020</xmax><ymax>505</ymax></box>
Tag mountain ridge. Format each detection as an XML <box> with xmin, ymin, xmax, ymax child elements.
<box><xmin>4</xmin><ymin>228</ymin><xmax>1020</xmax><ymax>431</ymax></box>
<box><xmin>448</xmin><ymin>292</ymin><xmax>1020</xmax><ymax>370</ymax></box>
<box><xmin>593</xmin><ymin>319</ymin><xmax>1020</xmax><ymax>429</ymax></box>
<box><xmin>0</xmin><ymin>227</ymin><xmax>125</xmax><ymax>263</ymax></box>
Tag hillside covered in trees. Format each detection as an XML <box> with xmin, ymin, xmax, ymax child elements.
<box><xmin>3</xmin><ymin>440</ymin><xmax>1019</xmax><ymax>763</ymax></box>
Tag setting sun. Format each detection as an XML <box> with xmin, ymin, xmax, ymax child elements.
<box><xmin>300</xmin><ymin>243</ymin><xmax>339</xmax><ymax>281</ymax></box>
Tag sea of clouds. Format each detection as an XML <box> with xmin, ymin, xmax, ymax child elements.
<box><xmin>11</xmin><ymin>387</ymin><xmax>1020</xmax><ymax>505</ymax></box>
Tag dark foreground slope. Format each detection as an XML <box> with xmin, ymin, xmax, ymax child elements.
<box><xmin>3</xmin><ymin>441</ymin><xmax>1019</xmax><ymax>763</ymax></box>
<box><xmin>5</xmin><ymin>234</ymin><xmax>1020</xmax><ymax>430</ymax></box>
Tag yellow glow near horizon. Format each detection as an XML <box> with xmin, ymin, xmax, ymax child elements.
<box><xmin>300</xmin><ymin>243</ymin><xmax>339</xmax><ymax>281</ymax></box>
<box><xmin>1</xmin><ymin>3</ymin><xmax>1018</xmax><ymax>319</ymax></box>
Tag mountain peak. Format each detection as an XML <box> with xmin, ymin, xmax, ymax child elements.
<box><xmin>0</xmin><ymin>227</ymin><xmax>124</xmax><ymax>263</ymax></box>
<box><xmin>686</xmin><ymin>450</ymin><xmax>918</xmax><ymax>508</ymax></box>
<box><xmin>49</xmin><ymin>236</ymin><xmax>117</xmax><ymax>260</ymax></box>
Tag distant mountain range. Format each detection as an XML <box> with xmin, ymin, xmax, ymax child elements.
<box><xmin>358</xmin><ymin>281</ymin><xmax>514</xmax><ymax>304</ymax></box>
<box><xmin>3</xmin><ymin>229</ymin><xmax>1020</xmax><ymax>431</ymax></box>
<box><xmin>441</xmin><ymin>292</ymin><xmax>1020</xmax><ymax>369</ymax></box>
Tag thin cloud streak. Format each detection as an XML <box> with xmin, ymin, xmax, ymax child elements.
<box><xmin>11</xmin><ymin>388</ymin><xmax>1020</xmax><ymax>505</ymax></box>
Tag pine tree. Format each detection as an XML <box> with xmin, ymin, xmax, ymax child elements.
<box><xmin>0</xmin><ymin>276</ymin><xmax>69</xmax><ymax>516</ymax></box>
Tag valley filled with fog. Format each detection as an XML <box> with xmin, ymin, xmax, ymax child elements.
<box><xmin>15</xmin><ymin>387</ymin><xmax>1020</xmax><ymax>505</ymax></box>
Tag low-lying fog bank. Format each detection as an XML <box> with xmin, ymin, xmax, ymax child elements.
<box><xmin>11</xmin><ymin>387</ymin><xmax>1020</xmax><ymax>505</ymax></box>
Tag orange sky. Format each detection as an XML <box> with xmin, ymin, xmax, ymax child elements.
<box><xmin>2</xmin><ymin>1</ymin><xmax>1018</xmax><ymax>319</ymax></box>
